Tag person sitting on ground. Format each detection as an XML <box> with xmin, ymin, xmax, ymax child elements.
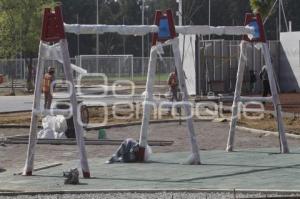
<box><xmin>43</xmin><ymin>66</ymin><xmax>55</xmax><ymax>109</ymax></box>
<box><xmin>106</xmin><ymin>138</ymin><xmax>151</xmax><ymax>164</ymax></box>
<box><xmin>259</xmin><ymin>65</ymin><xmax>271</xmax><ymax>97</ymax></box>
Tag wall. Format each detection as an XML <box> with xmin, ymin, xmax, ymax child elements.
<box><xmin>280</xmin><ymin>32</ymin><xmax>300</xmax><ymax>92</ymax></box>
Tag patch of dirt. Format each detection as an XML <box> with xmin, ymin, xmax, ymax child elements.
<box><xmin>0</xmin><ymin>112</ymin><xmax>32</xmax><ymax>124</ymax></box>
<box><xmin>246</xmin><ymin>93</ymin><xmax>300</xmax><ymax>113</ymax></box>
<box><xmin>0</xmin><ymin>103</ymin><xmax>179</xmax><ymax>125</ymax></box>
<box><xmin>1</xmin><ymin>104</ymin><xmax>300</xmax><ymax>135</ymax></box>
<box><xmin>238</xmin><ymin>113</ymin><xmax>300</xmax><ymax>135</ymax></box>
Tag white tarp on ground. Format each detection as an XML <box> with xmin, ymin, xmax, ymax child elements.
<box><xmin>37</xmin><ymin>115</ymin><xmax>67</xmax><ymax>139</ymax></box>
<box><xmin>179</xmin><ymin>34</ymin><xmax>196</xmax><ymax>95</ymax></box>
<box><xmin>280</xmin><ymin>32</ymin><xmax>300</xmax><ymax>92</ymax></box>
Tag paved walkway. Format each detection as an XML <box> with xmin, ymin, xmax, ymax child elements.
<box><xmin>0</xmin><ymin>96</ymin><xmax>34</xmax><ymax>112</ymax></box>
<box><xmin>1</xmin><ymin>148</ymin><xmax>300</xmax><ymax>192</ymax></box>
<box><xmin>0</xmin><ymin>85</ymin><xmax>154</xmax><ymax>113</ymax></box>
<box><xmin>0</xmin><ymin>95</ymin><xmax>145</xmax><ymax>113</ymax></box>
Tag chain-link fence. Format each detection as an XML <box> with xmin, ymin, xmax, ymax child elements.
<box><xmin>0</xmin><ymin>40</ymin><xmax>282</xmax><ymax>93</ymax></box>
<box><xmin>197</xmin><ymin>40</ymin><xmax>280</xmax><ymax>94</ymax></box>
<box><xmin>76</xmin><ymin>55</ymin><xmax>134</xmax><ymax>81</ymax></box>
<box><xmin>0</xmin><ymin>56</ymin><xmax>175</xmax><ymax>86</ymax></box>
<box><xmin>76</xmin><ymin>55</ymin><xmax>175</xmax><ymax>84</ymax></box>
<box><xmin>0</xmin><ymin>59</ymin><xmax>26</xmax><ymax>80</ymax></box>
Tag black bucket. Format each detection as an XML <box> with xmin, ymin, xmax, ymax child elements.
<box><xmin>55</xmin><ymin>102</ymin><xmax>89</xmax><ymax>138</ymax></box>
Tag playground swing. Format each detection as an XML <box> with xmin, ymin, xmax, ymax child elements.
<box><xmin>200</xmin><ymin>40</ymin><xmax>242</xmax><ymax>94</ymax></box>
<box><xmin>23</xmin><ymin>6</ymin><xmax>288</xmax><ymax>179</ymax></box>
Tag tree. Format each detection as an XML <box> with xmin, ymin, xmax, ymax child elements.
<box><xmin>250</xmin><ymin>0</ymin><xmax>276</xmax><ymax>20</ymax></box>
<box><xmin>0</xmin><ymin>0</ymin><xmax>54</xmax><ymax>93</ymax></box>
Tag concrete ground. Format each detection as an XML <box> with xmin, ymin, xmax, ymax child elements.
<box><xmin>3</xmin><ymin>121</ymin><xmax>300</xmax><ymax>171</ymax></box>
<box><xmin>1</xmin><ymin>121</ymin><xmax>300</xmax><ymax>194</ymax></box>
<box><xmin>2</xmin><ymin>148</ymin><xmax>300</xmax><ymax>193</ymax></box>
<box><xmin>0</xmin><ymin>84</ymin><xmax>162</xmax><ymax>113</ymax></box>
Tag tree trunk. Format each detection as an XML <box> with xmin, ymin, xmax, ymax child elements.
<box><xmin>26</xmin><ymin>57</ymin><xmax>34</xmax><ymax>92</ymax></box>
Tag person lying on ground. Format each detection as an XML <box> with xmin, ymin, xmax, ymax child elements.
<box><xmin>106</xmin><ymin>138</ymin><xmax>151</xmax><ymax>164</ymax></box>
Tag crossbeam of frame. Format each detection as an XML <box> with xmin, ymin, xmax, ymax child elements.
<box><xmin>64</xmin><ymin>24</ymin><xmax>254</xmax><ymax>36</ymax></box>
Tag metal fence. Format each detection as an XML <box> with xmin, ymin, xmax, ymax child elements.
<box><xmin>76</xmin><ymin>55</ymin><xmax>175</xmax><ymax>83</ymax></box>
<box><xmin>0</xmin><ymin>40</ymin><xmax>282</xmax><ymax>93</ymax></box>
<box><xmin>0</xmin><ymin>59</ymin><xmax>26</xmax><ymax>80</ymax></box>
<box><xmin>196</xmin><ymin>40</ymin><xmax>280</xmax><ymax>94</ymax></box>
<box><xmin>0</xmin><ymin>56</ymin><xmax>175</xmax><ymax>85</ymax></box>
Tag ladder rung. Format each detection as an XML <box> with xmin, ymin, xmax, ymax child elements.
<box><xmin>240</xmin><ymin>96</ymin><xmax>273</xmax><ymax>103</ymax></box>
<box><xmin>33</xmin><ymin>109</ymin><xmax>72</xmax><ymax>116</ymax></box>
<box><xmin>159</xmin><ymin>102</ymin><xmax>191</xmax><ymax>108</ymax></box>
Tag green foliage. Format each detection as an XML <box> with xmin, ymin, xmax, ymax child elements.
<box><xmin>0</xmin><ymin>0</ymin><xmax>55</xmax><ymax>92</ymax></box>
<box><xmin>1</xmin><ymin>0</ymin><xmax>299</xmax><ymax>59</ymax></box>
<box><xmin>0</xmin><ymin>0</ymin><xmax>55</xmax><ymax>59</ymax></box>
<box><xmin>250</xmin><ymin>0</ymin><xmax>276</xmax><ymax>19</ymax></box>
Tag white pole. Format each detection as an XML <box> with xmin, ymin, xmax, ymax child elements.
<box><xmin>226</xmin><ymin>41</ymin><xmax>247</xmax><ymax>152</ymax></box>
<box><xmin>131</xmin><ymin>57</ymin><xmax>134</xmax><ymax>81</ymax></box>
<box><xmin>77</xmin><ymin>14</ymin><xmax>80</xmax><ymax>56</ymax></box>
<box><xmin>177</xmin><ymin>0</ymin><xmax>183</xmax><ymax>26</ymax></box>
<box><xmin>139</xmin><ymin>46</ymin><xmax>157</xmax><ymax>148</ymax></box>
<box><xmin>262</xmin><ymin>43</ymin><xmax>289</xmax><ymax>153</ymax></box>
<box><xmin>208</xmin><ymin>0</ymin><xmax>211</xmax><ymax>40</ymax></box>
<box><xmin>253</xmin><ymin>43</ymin><xmax>256</xmax><ymax>91</ymax></box>
<box><xmin>278</xmin><ymin>0</ymin><xmax>281</xmax><ymax>39</ymax></box>
<box><xmin>118</xmin><ymin>58</ymin><xmax>121</xmax><ymax>78</ymax></box>
<box><xmin>60</xmin><ymin>39</ymin><xmax>91</xmax><ymax>176</ymax></box>
<box><xmin>229</xmin><ymin>41</ymin><xmax>232</xmax><ymax>89</ymax></box>
<box><xmin>23</xmin><ymin>42</ymin><xmax>45</xmax><ymax>175</ymax></box>
<box><xmin>123</xmin><ymin>16</ymin><xmax>126</xmax><ymax>54</ymax></box>
<box><xmin>172</xmin><ymin>38</ymin><xmax>201</xmax><ymax>164</ymax></box>
<box><xmin>213</xmin><ymin>40</ymin><xmax>216</xmax><ymax>80</ymax></box>
<box><xmin>141</xmin><ymin>0</ymin><xmax>145</xmax><ymax>77</ymax></box>
<box><xmin>280</xmin><ymin>1</ymin><xmax>289</xmax><ymax>32</ymax></box>
<box><xmin>96</xmin><ymin>0</ymin><xmax>99</xmax><ymax>68</ymax></box>
<box><xmin>221</xmin><ymin>40</ymin><xmax>224</xmax><ymax>81</ymax></box>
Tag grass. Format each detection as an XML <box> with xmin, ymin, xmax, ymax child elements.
<box><xmin>79</xmin><ymin>73</ymin><xmax>169</xmax><ymax>84</ymax></box>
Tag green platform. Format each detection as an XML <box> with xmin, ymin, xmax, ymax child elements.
<box><xmin>1</xmin><ymin>148</ymin><xmax>300</xmax><ymax>192</ymax></box>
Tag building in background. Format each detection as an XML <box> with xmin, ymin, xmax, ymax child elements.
<box><xmin>280</xmin><ymin>32</ymin><xmax>300</xmax><ymax>92</ymax></box>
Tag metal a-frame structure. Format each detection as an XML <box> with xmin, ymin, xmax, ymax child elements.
<box><xmin>226</xmin><ymin>13</ymin><xmax>289</xmax><ymax>153</ymax></box>
<box><xmin>23</xmin><ymin>6</ymin><xmax>90</xmax><ymax>177</ymax></box>
<box><xmin>137</xmin><ymin>10</ymin><xmax>201</xmax><ymax>164</ymax></box>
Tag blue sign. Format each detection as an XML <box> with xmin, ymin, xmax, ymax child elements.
<box><xmin>158</xmin><ymin>18</ymin><xmax>171</xmax><ymax>39</ymax></box>
<box><xmin>248</xmin><ymin>21</ymin><xmax>260</xmax><ymax>39</ymax></box>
